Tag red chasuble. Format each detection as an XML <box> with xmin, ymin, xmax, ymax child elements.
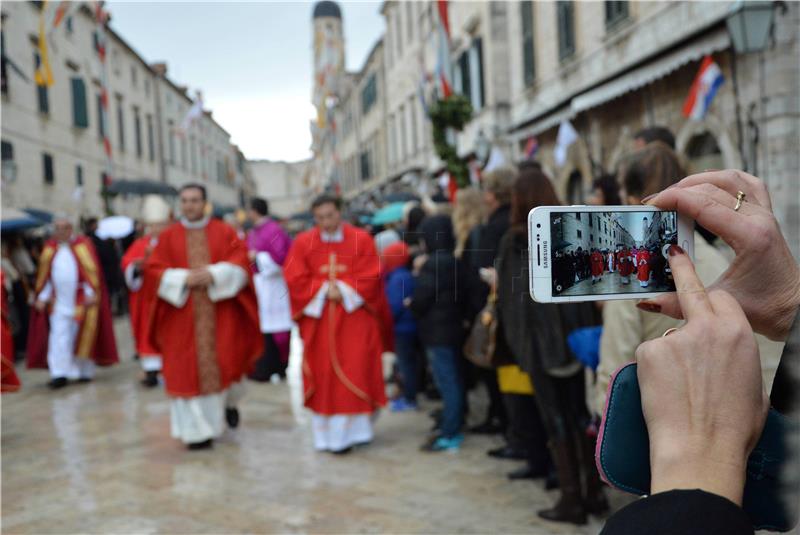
<box><xmin>26</xmin><ymin>236</ymin><xmax>119</xmax><ymax>369</ymax></box>
<box><xmin>144</xmin><ymin>219</ymin><xmax>262</xmax><ymax>398</ymax></box>
<box><xmin>590</xmin><ymin>251</ymin><xmax>605</xmax><ymax>277</ymax></box>
<box><xmin>121</xmin><ymin>236</ymin><xmax>159</xmax><ymax>356</ymax></box>
<box><xmin>1</xmin><ymin>271</ymin><xmax>20</xmax><ymax>392</ymax></box>
<box><xmin>284</xmin><ymin>224</ymin><xmax>388</xmax><ymax>415</ymax></box>
<box><xmin>636</xmin><ymin>250</ymin><xmax>651</xmax><ymax>282</ymax></box>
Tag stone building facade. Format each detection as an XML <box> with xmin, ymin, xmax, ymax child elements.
<box><xmin>1</xmin><ymin>2</ymin><xmax>251</xmax><ymax>219</ymax></box>
<box><xmin>249</xmin><ymin>159</ymin><xmax>311</xmax><ymax>218</ymax></box>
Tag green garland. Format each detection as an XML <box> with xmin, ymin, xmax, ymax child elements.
<box><xmin>428</xmin><ymin>94</ymin><xmax>473</xmax><ymax>188</ymax></box>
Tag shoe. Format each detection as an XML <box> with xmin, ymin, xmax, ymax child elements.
<box><xmin>468</xmin><ymin>421</ymin><xmax>504</xmax><ymax>435</ymax></box>
<box><xmin>140</xmin><ymin>371</ymin><xmax>159</xmax><ymax>388</ymax></box>
<box><xmin>487</xmin><ymin>446</ymin><xmax>528</xmax><ymax>460</ymax></box>
<box><xmin>225</xmin><ymin>407</ymin><xmax>240</xmax><ymax>429</ymax></box>
<box><xmin>507</xmin><ymin>464</ymin><xmax>549</xmax><ymax>481</ymax></box>
<box><xmin>187</xmin><ymin>439</ymin><xmax>213</xmax><ymax>450</ymax></box>
<box><xmin>390</xmin><ymin>398</ymin><xmax>418</xmax><ymax>412</ymax></box>
<box><xmin>537</xmin><ymin>438</ymin><xmax>587</xmax><ymax>525</ymax></box>
<box><xmin>76</xmin><ymin>377</ymin><xmax>92</xmax><ymax>383</ymax></box>
<box><xmin>421</xmin><ymin>434</ymin><xmax>463</xmax><ymax>452</ymax></box>
<box><xmin>330</xmin><ymin>446</ymin><xmax>353</xmax><ymax>455</ymax></box>
<box><xmin>48</xmin><ymin>377</ymin><xmax>68</xmax><ymax>389</ymax></box>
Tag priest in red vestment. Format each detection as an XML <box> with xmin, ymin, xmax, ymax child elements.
<box><xmin>636</xmin><ymin>248</ymin><xmax>652</xmax><ymax>288</ymax></box>
<box><xmin>590</xmin><ymin>249</ymin><xmax>605</xmax><ymax>284</ymax></box>
<box><xmin>2</xmin><ymin>270</ymin><xmax>20</xmax><ymax>393</ymax></box>
<box><xmin>284</xmin><ymin>194</ymin><xmax>388</xmax><ymax>454</ymax></box>
<box><xmin>26</xmin><ymin>216</ymin><xmax>118</xmax><ymax>388</ymax></box>
<box><xmin>121</xmin><ymin>195</ymin><xmax>172</xmax><ymax>388</ymax></box>
<box><xmin>144</xmin><ymin>184</ymin><xmax>262</xmax><ymax>450</ymax></box>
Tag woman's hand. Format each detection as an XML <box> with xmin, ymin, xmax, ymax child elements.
<box><xmin>635</xmin><ymin>244</ymin><xmax>769</xmax><ymax>506</ymax></box>
<box><xmin>642</xmin><ymin>170</ymin><xmax>800</xmax><ymax>341</ymax></box>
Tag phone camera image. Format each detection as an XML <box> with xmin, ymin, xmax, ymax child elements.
<box><xmin>549</xmin><ymin>211</ymin><xmax>678</xmax><ymax>297</ymax></box>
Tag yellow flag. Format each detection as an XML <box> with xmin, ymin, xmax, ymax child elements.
<box><xmin>34</xmin><ymin>0</ymin><xmax>54</xmax><ymax>87</ymax></box>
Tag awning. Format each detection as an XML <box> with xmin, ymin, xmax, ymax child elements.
<box><xmin>571</xmin><ymin>29</ymin><xmax>730</xmax><ymax>115</ymax></box>
<box><xmin>511</xmin><ymin>105</ymin><xmax>575</xmax><ymax>141</ymax></box>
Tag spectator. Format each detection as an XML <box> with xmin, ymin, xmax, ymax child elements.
<box><xmin>381</xmin><ymin>242</ymin><xmax>419</xmax><ymax>412</ymax></box>
<box><xmin>496</xmin><ymin>167</ymin><xmax>606</xmax><ymax>524</ymax></box>
<box><xmin>452</xmin><ymin>188</ymin><xmax>485</xmax><ymax>260</ymax></box>
<box><xmin>633</xmin><ymin>126</ymin><xmax>675</xmax><ymax>150</ymax></box>
<box><xmin>587</xmin><ymin>174</ymin><xmax>622</xmax><ymax>206</ymax></box>
<box><xmin>409</xmin><ymin>215</ymin><xmax>465</xmax><ymax>452</ymax></box>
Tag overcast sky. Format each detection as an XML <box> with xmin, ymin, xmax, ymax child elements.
<box><xmin>107</xmin><ymin>1</ymin><xmax>384</xmax><ymax>162</ymax></box>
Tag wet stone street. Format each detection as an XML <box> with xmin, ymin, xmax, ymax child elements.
<box><xmin>1</xmin><ymin>319</ymin><xmax>634</xmax><ymax>534</ymax></box>
<box><xmin>557</xmin><ymin>272</ymin><xmax>669</xmax><ymax>298</ymax></box>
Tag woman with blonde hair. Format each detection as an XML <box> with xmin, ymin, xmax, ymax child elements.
<box><xmin>452</xmin><ymin>188</ymin><xmax>485</xmax><ymax>259</ymax></box>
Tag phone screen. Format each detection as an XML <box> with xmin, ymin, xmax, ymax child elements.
<box><xmin>549</xmin><ymin>210</ymin><xmax>678</xmax><ymax>297</ymax></box>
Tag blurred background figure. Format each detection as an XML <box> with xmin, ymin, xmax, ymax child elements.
<box><xmin>247</xmin><ymin>197</ymin><xmax>293</xmax><ymax>383</ymax></box>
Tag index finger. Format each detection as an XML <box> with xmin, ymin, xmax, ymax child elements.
<box><xmin>667</xmin><ymin>245</ymin><xmax>712</xmax><ymax>321</ymax></box>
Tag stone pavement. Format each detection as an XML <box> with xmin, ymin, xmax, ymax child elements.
<box><xmin>1</xmin><ymin>319</ymin><xmax>637</xmax><ymax>534</ymax></box>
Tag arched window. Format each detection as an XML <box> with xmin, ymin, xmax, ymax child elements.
<box><xmin>684</xmin><ymin>131</ymin><xmax>724</xmax><ymax>174</ymax></box>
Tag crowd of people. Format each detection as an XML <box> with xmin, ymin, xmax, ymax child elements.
<box><xmin>1</xmin><ymin>125</ymin><xmax>798</xmax><ymax>532</ymax></box>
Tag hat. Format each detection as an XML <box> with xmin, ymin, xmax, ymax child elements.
<box><xmin>380</xmin><ymin>241</ymin><xmax>410</xmax><ymax>275</ymax></box>
<box><xmin>142</xmin><ymin>195</ymin><xmax>171</xmax><ymax>224</ymax></box>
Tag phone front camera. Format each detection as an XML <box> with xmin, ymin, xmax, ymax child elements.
<box><xmin>536</xmin><ymin>223</ymin><xmax>541</xmax><ymax>228</ymax></box>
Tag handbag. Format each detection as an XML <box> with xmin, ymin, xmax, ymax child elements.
<box><xmin>463</xmin><ymin>283</ymin><xmax>498</xmax><ymax>369</ymax></box>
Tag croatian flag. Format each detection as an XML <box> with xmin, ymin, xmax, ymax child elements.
<box><xmin>682</xmin><ymin>56</ymin><xmax>725</xmax><ymax>120</ymax></box>
<box><xmin>435</xmin><ymin>0</ymin><xmax>453</xmax><ymax>98</ymax></box>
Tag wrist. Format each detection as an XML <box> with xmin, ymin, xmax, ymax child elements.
<box><xmin>774</xmin><ymin>269</ymin><xmax>800</xmax><ymax>341</ymax></box>
<box><xmin>650</xmin><ymin>438</ymin><xmax>748</xmax><ymax>505</ymax></box>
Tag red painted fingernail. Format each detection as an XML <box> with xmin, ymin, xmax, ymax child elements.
<box><xmin>640</xmin><ymin>193</ymin><xmax>657</xmax><ymax>204</ymax></box>
<box><xmin>636</xmin><ymin>302</ymin><xmax>661</xmax><ymax>313</ymax></box>
<box><xmin>668</xmin><ymin>244</ymin><xmax>684</xmax><ymax>256</ymax></box>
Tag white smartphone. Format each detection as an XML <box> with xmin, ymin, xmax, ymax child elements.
<box><xmin>528</xmin><ymin>206</ymin><xmax>694</xmax><ymax>303</ymax></box>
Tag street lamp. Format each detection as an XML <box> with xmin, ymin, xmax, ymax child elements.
<box><xmin>726</xmin><ymin>1</ymin><xmax>775</xmax><ymax>54</ymax></box>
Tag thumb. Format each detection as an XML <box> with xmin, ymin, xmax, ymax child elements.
<box><xmin>637</xmin><ymin>293</ymin><xmax>683</xmax><ymax>320</ymax></box>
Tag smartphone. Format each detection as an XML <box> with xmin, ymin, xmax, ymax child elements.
<box><xmin>528</xmin><ymin>205</ymin><xmax>694</xmax><ymax>303</ymax></box>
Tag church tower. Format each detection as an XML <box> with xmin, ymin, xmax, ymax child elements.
<box><xmin>311</xmin><ymin>1</ymin><xmax>344</xmax><ymax>138</ymax></box>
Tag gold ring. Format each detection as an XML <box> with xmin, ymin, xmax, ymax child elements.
<box><xmin>734</xmin><ymin>191</ymin><xmax>746</xmax><ymax>212</ymax></box>
<box><xmin>662</xmin><ymin>327</ymin><xmax>679</xmax><ymax>337</ymax></box>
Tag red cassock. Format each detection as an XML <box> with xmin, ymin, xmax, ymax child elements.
<box><xmin>618</xmin><ymin>250</ymin><xmax>633</xmax><ymax>277</ymax></box>
<box><xmin>284</xmin><ymin>224</ymin><xmax>389</xmax><ymax>415</ymax></box>
<box><xmin>121</xmin><ymin>236</ymin><xmax>159</xmax><ymax>356</ymax></box>
<box><xmin>144</xmin><ymin>220</ymin><xmax>262</xmax><ymax>398</ymax></box>
<box><xmin>26</xmin><ymin>236</ymin><xmax>119</xmax><ymax>369</ymax></box>
<box><xmin>1</xmin><ymin>271</ymin><xmax>20</xmax><ymax>393</ymax></box>
<box><xmin>590</xmin><ymin>252</ymin><xmax>605</xmax><ymax>277</ymax></box>
<box><xmin>636</xmin><ymin>250</ymin><xmax>651</xmax><ymax>282</ymax></box>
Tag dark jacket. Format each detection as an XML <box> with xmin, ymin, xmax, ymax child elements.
<box><xmin>496</xmin><ymin>229</ymin><xmax>598</xmax><ymax>375</ymax></box>
<box><xmin>385</xmin><ymin>266</ymin><xmax>416</xmax><ymax>335</ymax></box>
<box><xmin>409</xmin><ymin>215</ymin><xmax>463</xmax><ymax>347</ymax></box>
<box><xmin>462</xmin><ymin>203</ymin><xmax>511</xmax><ymax>322</ymax></box>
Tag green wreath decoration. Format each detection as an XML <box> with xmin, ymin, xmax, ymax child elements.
<box><xmin>428</xmin><ymin>94</ymin><xmax>473</xmax><ymax>189</ymax></box>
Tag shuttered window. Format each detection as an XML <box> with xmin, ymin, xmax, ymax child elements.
<box><xmin>42</xmin><ymin>153</ymin><xmax>54</xmax><ymax>184</ymax></box>
<box><xmin>521</xmin><ymin>1</ymin><xmax>536</xmax><ymax>86</ymax></box>
<box><xmin>557</xmin><ymin>1</ymin><xmax>575</xmax><ymax>61</ymax></box>
<box><xmin>71</xmin><ymin>77</ymin><xmax>88</xmax><ymax>128</ymax></box>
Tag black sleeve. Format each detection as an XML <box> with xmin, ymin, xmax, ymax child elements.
<box><xmin>408</xmin><ymin>263</ymin><xmax>435</xmax><ymax>319</ymax></box>
<box><xmin>601</xmin><ymin>490</ymin><xmax>753</xmax><ymax>535</ymax></box>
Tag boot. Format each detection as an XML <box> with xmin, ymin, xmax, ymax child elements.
<box><xmin>537</xmin><ymin>438</ymin><xmax>587</xmax><ymax>525</ymax></box>
<box><xmin>579</xmin><ymin>431</ymin><xmax>609</xmax><ymax>516</ymax></box>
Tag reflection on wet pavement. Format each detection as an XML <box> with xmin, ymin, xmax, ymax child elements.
<box><xmin>3</xmin><ymin>320</ymin><xmax>632</xmax><ymax>534</ymax></box>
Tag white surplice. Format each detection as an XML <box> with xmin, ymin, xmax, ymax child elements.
<box><xmin>303</xmin><ymin>226</ymin><xmax>375</xmax><ymax>452</ymax></box>
<box><xmin>37</xmin><ymin>243</ymin><xmax>95</xmax><ymax>380</ymax></box>
<box><xmin>156</xmin><ymin>217</ymin><xmax>251</xmax><ymax>443</ymax></box>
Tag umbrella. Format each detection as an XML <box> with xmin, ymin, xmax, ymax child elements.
<box><xmin>96</xmin><ymin>215</ymin><xmax>134</xmax><ymax>239</ymax></box>
<box><xmin>553</xmin><ymin>238</ymin><xmax>572</xmax><ymax>250</ymax></box>
<box><xmin>1</xmin><ymin>208</ymin><xmax>45</xmax><ymax>232</ymax></box>
<box><xmin>371</xmin><ymin>202</ymin><xmax>406</xmax><ymax>226</ymax></box>
<box><xmin>106</xmin><ymin>179</ymin><xmax>178</xmax><ymax>196</ymax></box>
<box><xmin>23</xmin><ymin>208</ymin><xmax>53</xmax><ymax>223</ymax></box>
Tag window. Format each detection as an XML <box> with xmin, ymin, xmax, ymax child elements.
<box><xmin>116</xmin><ymin>96</ymin><xmax>124</xmax><ymax>151</ymax></box>
<box><xmin>2</xmin><ymin>141</ymin><xmax>15</xmax><ymax>182</ymax></box>
<box><xmin>34</xmin><ymin>53</ymin><xmax>49</xmax><ymax>113</ymax></box>
<box><xmin>96</xmin><ymin>94</ymin><xmax>105</xmax><ymax>139</ymax></box>
<box><xmin>144</xmin><ymin>78</ymin><xmax>150</xmax><ymax>97</ymax></box>
<box><xmin>167</xmin><ymin>120</ymin><xmax>175</xmax><ymax>164</ymax></box>
<box><xmin>456</xmin><ymin>39</ymin><xmax>484</xmax><ymax>111</ymax></box>
<box><xmin>130</xmin><ymin>65</ymin><xmax>137</xmax><ymax>87</ymax></box>
<box><xmin>65</xmin><ymin>16</ymin><xmax>73</xmax><ymax>34</ymax></box>
<box><xmin>590</xmin><ymin>234</ymin><xmax>594</xmax><ymax>242</ymax></box>
<box><xmin>589</xmin><ymin>215</ymin><xmax>593</xmax><ymax>227</ymax></box>
<box><xmin>575</xmin><ymin>212</ymin><xmax>581</xmax><ymax>221</ymax></box>
<box><xmin>361</xmin><ymin>73</ymin><xmax>377</xmax><ymax>115</ymax></box>
<box><xmin>1</xmin><ymin>32</ymin><xmax>7</xmax><ymax>95</ymax></box>
<box><xmin>521</xmin><ymin>1</ymin><xmax>536</xmax><ymax>86</ymax></box>
<box><xmin>577</xmin><ymin>229</ymin><xmax>582</xmax><ymax>239</ymax></box>
<box><xmin>146</xmin><ymin>114</ymin><xmax>155</xmax><ymax>161</ymax></box>
<box><xmin>556</xmin><ymin>1</ymin><xmax>576</xmax><ymax>61</ymax></box>
<box><xmin>360</xmin><ymin>150</ymin><xmax>371</xmax><ymax>181</ymax></box>
<box><xmin>1</xmin><ymin>141</ymin><xmax>12</xmax><ymax>161</ymax></box>
<box><xmin>75</xmin><ymin>164</ymin><xmax>83</xmax><ymax>186</ymax></box>
<box><xmin>71</xmin><ymin>77</ymin><xmax>88</xmax><ymax>128</ymax></box>
<box><xmin>133</xmin><ymin>107</ymin><xmax>142</xmax><ymax>158</ymax></box>
<box><xmin>605</xmin><ymin>1</ymin><xmax>629</xmax><ymax>29</ymax></box>
<box><xmin>42</xmin><ymin>152</ymin><xmax>54</xmax><ymax>185</ymax></box>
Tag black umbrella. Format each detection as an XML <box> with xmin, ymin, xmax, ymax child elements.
<box><xmin>106</xmin><ymin>179</ymin><xmax>178</xmax><ymax>196</ymax></box>
<box><xmin>383</xmin><ymin>191</ymin><xmax>420</xmax><ymax>203</ymax></box>
<box><xmin>553</xmin><ymin>238</ymin><xmax>572</xmax><ymax>250</ymax></box>
<box><xmin>23</xmin><ymin>208</ymin><xmax>53</xmax><ymax>223</ymax></box>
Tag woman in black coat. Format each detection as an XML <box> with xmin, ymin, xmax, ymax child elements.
<box><xmin>496</xmin><ymin>168</ymin><xmax>606</xmax><ymax>525</ymax></box>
